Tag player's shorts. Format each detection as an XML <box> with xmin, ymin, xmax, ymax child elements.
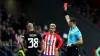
<box><xmin>26</xmin><ymin>54</ymin><xmax>38</xmax><ymax>56</ymax></box>
<box><xmin>43</xmin><ymin>54</ymin><xmax>55</xmax><ymax>56</ymax></box>
<box><xmin>26</xmin><ymin>52</ymin><xmax>38</xmax><ymax>56</ymax></box>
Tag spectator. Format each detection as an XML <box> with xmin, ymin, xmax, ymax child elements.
<box><xmin>44</xmin><ymin>25</ymin><xmax>48</xmax><ymax>32</ymax></box>
<box><xmin>12</xmin><ymin>20</ymin><xmax>20</xmax><ymax>31</ymax></box>
<box><xmin>37</xmin><ymin>26</ymin><xmax>43</xmax><ymax>35</ymax></box>
<box><xmin>18</xmin><ymin>13</ymin><xmax>27</xmax><ymax>30</ymax></box>
<box><xmin>2</xmin><ymin>21</ymin><xmax>8</xmax><ymax>26</ymax></box>
<box><xmin>1</xmin><ymin>25</ymin><xmax>8</xmax><ymax>44</ymax></box>
<box><xmin>11</xmin><ymin>30</ymin><xmax>16</xmax><ymax>42</ymax></box>
<box><xmin>6</xmin><ymin>26</ymin><xmax>13</xmax><ymax>45</ymax></box>
<box><xmin>0</xmin><ymin>25</ymin><xmax>2</xmax><ymax>39</ymax></box>
<box><xmin>0</xmin><ymin>46</ymin><xmax>13</xmax><ymax>56</ymax></box>
<box><xmin>10</xmin><ymin>30</ymin><xmax>17</xmax><ymax>56</ymax></box>
<box><xmin>15</xmin><ymin>29</ymin><xmax>23</xmax><ymax>49</ymax></box>
<box><xmin>0</xmin><ymin>13</ymin><xmax>2</xmax><ymax>24</ymax></box>
<box><xmin>96</xmin><ymin>20</ymin><xmax>100</xmax><ymax>28</ymax></box>
<box><xmin>0</xmin><ymin>49</ymin><xmax>7</xmax><ymax>56</ymax></box>
<box><xmin>0</xmin><ymin>4</ymin><xmax>8</xmax><ymax>22</ymax></box>
<box><xmin>22</xmin><ymin>29</ymin><xmax>26</xmax><ymax>35</ymax></box>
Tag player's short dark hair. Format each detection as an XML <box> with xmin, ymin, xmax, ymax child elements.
<box><xmin>70</xmin><ymin>18</ymin><xmax>76</xmax><ymax>24</ymax></box>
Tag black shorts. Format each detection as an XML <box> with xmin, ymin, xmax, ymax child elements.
<box><xmin>26</xmin><ymin>52</ymin><xmax>38</xmax><ymax>56</ymax></box>
<box><xmin>26</xmin><ymin>54</ymin><xmax>38</xmax><ymax>56</ymax></box>
<box><xmin>66</xmin><ymin>45</ymin><xmax>79</xmax><ymax>56</ymax></box>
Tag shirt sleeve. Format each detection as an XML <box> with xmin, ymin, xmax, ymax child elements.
<box><xmin>76</xmin><ymin>30</ymin><xmax>82</xmax><ymax>38</ymax></box>
<box><xmin>56</xmin><ymin>35</ymin><xmax>63</xmax><ymax>49</ymax></box>
<box><xmin>42</xmin><ymin>33</ymin><xmax>46</xmax><ymax>39</ymax></box>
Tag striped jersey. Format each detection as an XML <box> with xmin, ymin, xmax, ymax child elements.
<box><xmin>42</xmin><ymin>32</ymin><xmax>63</xmax><ymax>55</ymax></box>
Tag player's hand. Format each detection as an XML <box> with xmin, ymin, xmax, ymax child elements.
<box><xmin>67</xmin><ymin>44</ymin><xmax>72</xmax><ymax>47</ymax></box>
<box><xmin>56</xmin><ymin>48</ymin><xmax>58</xmax><ymax>51</ymax></box>
<box><xmin>23</xmin><ymin>48</ymin><xmax>28</xmax><ymax>52</ymax></box>
<box><xmin>64</xmin><ymin>7</ymin><xmax>67</xmax><ymax>11</ymax></box>
<box><xmin>38</xmin><ymin>50</ymin><xmax>43</xmax><ymax>53</ymax></box>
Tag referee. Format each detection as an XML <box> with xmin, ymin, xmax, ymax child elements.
<box><xmin>65</xmin><ymin>13</ymin><xmax>83</xmax><ymax>56</ymax></box>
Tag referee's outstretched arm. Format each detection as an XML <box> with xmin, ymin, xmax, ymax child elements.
<box><xmin>65</xmin><ymin>15</ymin><xmax>70</xmax><ymax>25</ymax></box>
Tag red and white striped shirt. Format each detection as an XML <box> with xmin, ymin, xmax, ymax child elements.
<box><xmin>42</xmin><ymin>32</ymin><xmax>63</xmax><ymax>55</ymax></box>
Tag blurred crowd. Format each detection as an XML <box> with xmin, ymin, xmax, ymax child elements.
<box><xmin>0</xmin><ymin>4</ymin><xmax>50</xmax><ymax>56</ymax></box>
<box><xmin>0</xmin><ymin>4</ymin><xmax>28</xmax><ymax>56</ymax></box>
<box><xmin>73</xmin><ymin>0</ymin><xmax>100</xmax><ymax>28</ymax></box>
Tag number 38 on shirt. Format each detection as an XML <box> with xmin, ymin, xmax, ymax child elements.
<box><xmin>28</xmin><ymin>38</ymin><xmax>39</xmax><ymax>48</ymax></box>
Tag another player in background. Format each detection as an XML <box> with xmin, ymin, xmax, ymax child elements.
<box><xmin>96</xmin><ymin>46</ymin><xmax>100</xmax><ymax>56</ymax></box>
<box><xmin>64</xmin><ymin>6</ymin><xmax>83</xmax><ymax>56</ymax></box>
<box><xmin>21</xmin><ymin>23</ymin><xmax>43</xmax><ymax>56</ymax></box>
<box><xmin>42</xmin><ymin>23</ymin><xmax>63</xmax><ymax>56</ymax></box>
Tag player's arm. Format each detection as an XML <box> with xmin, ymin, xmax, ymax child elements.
<box><xmin>38</xmin><ymin>34</ymin><xmax>45</xmax><ymax>53</ymax></box>
<box><xmin>20</xmin><ymin>36</ymin><xmax>27</xmax><ymax>52</ymax></box>
<box><xmin>74</xmin><ymin>38</ymin><xmax>83</xmax><ymax>45</ymax></box>
<box><xmin>38</xmin><ymin>40</ymin><xmax>44</xmax><ymax>53</ymax></box>
<box><xmin>56</xmin><ymin>35</ymin><xmax>63</xmax><ymax>50</ymax></box>
<box><xmin>64</xmin><ymin>2</ymin><xmax>70</xmax><ymax>25</ymax></box>
<box><xmin>41</xmin><ymin>39</ymin><xmax>45</xmax><ymax>52</ymax></box>
<box><xmin>20</xmin><ymin>39</ymin><xmax>24</xmax><ymax>49</ymax></box>
<box><xmin>41</xmin><ymin>34</ymin><xmax>45</xmax><ymax>51</ymax></box>
<box><xmin>74</xmin><ymin>31</ymin><xmax>83</xmax><ymax>45</ymax></box>
<box><xmin>65</xmin><ymin>14</ymin><xmax>70</xmax><ymax>25</ymax></box>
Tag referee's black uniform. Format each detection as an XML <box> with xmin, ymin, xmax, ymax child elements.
<box><xmin>24</xmin><ymin>31</ymin><xmax>42</xmax><ymax>56</ymax></box>
<box><xmin>66</xmin><ymin>45</ymin><xmax>80</xmax><ymax>56</ymax></box>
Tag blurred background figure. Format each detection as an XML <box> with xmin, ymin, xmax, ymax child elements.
<box><xmin>15</xmin><ymin>29</ymin><xmax>23</xmax><ymax>49</ymax></box>
<box><xmin>62</xmin><ymin>33</ymin><xmax>67</xmax><ymax>43</ymax></box>
<box><xmin>0</xmin><ymin>25</ymin><xmax>2</xmax><ymax>40</ymax></box>
<box><xmin>95</xmin><ymin>46</ymin><xmax>100</xmax><ymax>56</ymax></box>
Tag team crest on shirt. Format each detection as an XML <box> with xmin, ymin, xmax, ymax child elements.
<box><xmin>47</xmin><ymin>40</ymin><xmax>52</xmax><ymax>46</ymax></box>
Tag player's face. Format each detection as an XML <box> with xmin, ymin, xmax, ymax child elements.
<box><xmin>69</xmin><ymin>22</ymin><xmax>76</xmax><ymax>27</ymax></box>
<box><xmin>69</xmin><ymin>22</ymin><xmax>73</xmax><ymax>27</ymax></box>
<box><xmin>49</xmin><ymin>26</ymin><xmax>56</xmax><ymax>33</ymax></box>
<box><xmin>18</xmin><ymin>29</ymin><xmax>21</xmax><ymax>34</ymax></box>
